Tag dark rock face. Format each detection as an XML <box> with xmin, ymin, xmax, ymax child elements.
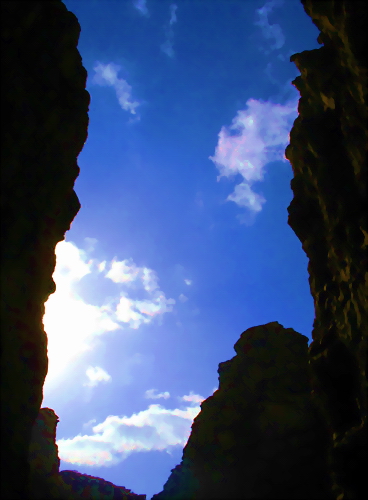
<box><xmin>60</xmin><ymin>470</ymin><xmax>146</xmax><ymax>500</ymax></box>
<box><xmin>28</xmin><ymin>408</ymin><xmax>74</xmax><ymax>500</ymax></box>
<box><xmin>285</xmin><ymin>1</ymin><xmax>367</xmax><ymax>499</ymax></box>
<box><xmin>27</xmin><ymin>408</ymin><xmax>146</xmax><ymax>500</ymax></box>
<box><xmin>153</xmin><ymin>322</ymin><xmax>332</xmax><ymax>499</ymax></box>
<box><xmin>2</xmin><ymin>1</ymin><xmax>366</xmax><ymax>499</ymax></box>
<box><xmin>1</xmin><ymin>1</ymin><xmax>89</xmax><ymax>498</ymax></box>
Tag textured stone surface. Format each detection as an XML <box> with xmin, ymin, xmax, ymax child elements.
<box><xmin>153</xmin><ymin>322</ymin><xmax>333</xmax><ymax>499</ymax></box>
<box><xmin>285</xmin><ymin>1</ymin><xmax>367</xmax><ymax>499</ymax></box>
<box><xmin>1</xmin><ymin>1</ymin><xmax>89</xmax><ymax>498</ymax></box>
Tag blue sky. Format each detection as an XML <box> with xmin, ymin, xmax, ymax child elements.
<box><xmin>41</xmin><ymin>1</ymin><xmax>320</xmax><ymax>498</ymax></box>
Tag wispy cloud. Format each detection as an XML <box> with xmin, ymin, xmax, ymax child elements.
<box><xmin>178</xmin><ymin>294</ymin><xmax>188</xmax><ymax>303</ymax></box>
<box><xmin>84</xmin><ymin>366</ymin><xmax>112</xmax><ymax>388</ymax></box>
<box><xmin>42</xmin><ymin>239</ymin><xmax>175</xmax><ymax>386</ymax></box>
<box><xmin>178</xmin><ymin>391</ymin><xmax>203</xmax><ymax>404</ymax></box>
<box><xmin>133</xmin><ymin>0</ymin><xmax>149</xmax><ymax>17</ymax></box>
<box><xmin>145</xmin><ymin>389</ymin><xmax>170</xmax><ymax>400</ymax></box>
<box><xmin>160</xmin><ymin>4</ymin><xmax>178</xmax><ymax>58</ymax></box>
<box><xmin>209</xmin><ymin>97</ymin><xmax>298</xmax><ymax>224</ymax></box>
<box><xmin>184</xmin><ymin>279</ymin><xmax>192</xmax><ymax>286</ymax></box>
<box><xmin>254</xmin><ymin>0</ymin><xmax>285</xmax><ymax>53</ymax></box>
<box><xmin>92</xmin><ymin>62</ymin><xmax>140</xmax><ymax>116</ymax></box>
<box><xmin>57</xmin><ymin>392</ymin><xmax>204</xmax><ymax>467</ymax></box>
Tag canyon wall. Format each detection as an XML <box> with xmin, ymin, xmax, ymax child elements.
<box><xmin>153</xmin><ymin>322</ymin><xmax>333</xmax><ymax>500</ymax></box>
<box><xmin>286</xmin><ymin>1</ymin><xmax>367</xmax><ymax>498</ymax></box>
<box><xmin>0</xmin><ymin>1</ymin><xmax>88</xmax><ymax>498</ymax></box>
<box><xmin>1</xmin><ymin>1</ymin><xmax>366</xmax><ymax>499</ymax></box>
<box><xmin>28</xmin><ymin>408</ymin><xmax>146</xmax><ymax>500</ymax></box>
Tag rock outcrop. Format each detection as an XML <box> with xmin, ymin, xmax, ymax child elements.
<box><xmin>28</xmin><ymin>409</ymin><xmax>75</xmax><ymax>500</ymax></box>
<box><xmin>60</xmin><ymin>470</ymin><xmax>146</xmax><ymax>500</ymax></box>
<box><xmin>285</xmin><ymin>1</ymin><xmax>367</xmax><ymax>499</ymax></box>
<box><xmin>1</xmin><ymin>3</ymin><xmax>146</xmax><ymax>498</ymax></box>
<box><xmin>27</xmin><ymin>408</ymin><xmax>146</xmax><ymax>500</ymax></box>
<box><xmin>1</xmin><ymin>1</ymin><xmax>89</xmax><ymax>498</ymax></box>
<box><xmin>152</xmin><ymin>322</ymin><xmax>333</xmax><ymax>499</ymax></box>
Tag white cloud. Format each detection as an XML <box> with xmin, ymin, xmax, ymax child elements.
<box><xmin>141</xmin><ymin>267</ymin><xmax>159</xmax><ymax>292</ymax></box>
<box><xmin>209</xmin><ymin>97</ymin><xmax>297</xmax><ymax>223</ymax></box>
<box><xmin>133</xmin><ymin>0</ymin><xmax>149</xmax><ymax>17</ymax></box>
<box><xmin>57</xmin><ymin>393</ymin><xmax>204</xmax><ymax>467</ymax></box>
<box><xmin>84</xmin><ymin>366</ymin><xmax>112</xmax><ymax>388</ymax></box>
<box><xmin>42</xmin><ymin>239</ymin><xmax>175</xmax><ymax>389</ymax></box>
<box><xmin>178</xmin><ymin>391</ymin><xmax>204</xmax><ymax>405</ymax></box>
<box><xmin>92</xmin><ymin>62</ymin><xmax>140</xmax><ymax>115</ymax></box>
<box><xmin>254</xmin><ymin>0</ymin><xmax>285</xmax><ymax>52</ymax></box>
<box><xmin>184</xmin><ymin>279</ymin><xmax>192</xmax><ymax>286</ymax></box>
<box><xmin>43</xmin><ymin>241</ymin><xmax>121</xmax><ymax>385</ymax></box>
<box><xmin>114</xmin><ymin>291</ymin><xmax>175</xmax><ymax>330</ymax></box>
<box><xmin>105</xmin><ymin>258</ymin><xmax>139</xmax><ymax>284</ymax></box>
<box><xmin>160</xmin><ymin>4</ymin><xmax>178</xmax><ymax>58</ymax></box>
<box><xmin>145</xmin><ymin>389</ymin><xmax>170</xmax><ymax>400</ymax></box>
<box><xmin>98</xmin><ymin>261</ymin><xmax>106</xmax><ymax>272</ymax></box>
<box><xmin>178</xmin><ymin>294</ymin><xmax>188</xmax><ymax>303</ymax></box>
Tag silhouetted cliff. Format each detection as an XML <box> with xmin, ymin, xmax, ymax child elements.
<box><xmin>152</xmin><ymin>322</ymin><xmax>332</xmax><ymax>499</ymax></box>
<box><xmin>28</xmin><ymin>409</ymin><xmax>75</xmax><ymax>500</ymax></box>
<box><xmin>1</xmin><ymin>1</ymin><xmax>366</xmax><ymax>499</ymax></box>
<box><xmin>0</xmin><ymin>1</ymin><xmax>147</xmax><ymax>499</ymax></box>
<box><xmin>27</xmin><ymin>408</ymin><xmax>146</xmax><ymax>499</ymax></box>
<box><xmin>60</xmin><ymin>470</ymin><xmax>146</xmax><ymax>500</ymax></box>
<box><xmin>286</xmin><ymin>1</ymin><xmax>367</xmax><ymax>499</ymax></box>
<box><xmin>1</xmin><ymin>1</ymin><xmax>89</xmax><ymax>498</ymax></box>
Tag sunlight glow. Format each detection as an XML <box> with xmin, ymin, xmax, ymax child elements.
<box><xmin>42</xmin><ymin>239</ymin><xmax>176</xmax><ymax>389</ymax></box>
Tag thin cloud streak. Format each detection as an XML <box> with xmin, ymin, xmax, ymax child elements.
<box><xmin>133</xmin><ymin>0</ymin><xmax>149</xmax><ymax>17</ymax></box>
<box><xmin>145</xmin><ymin>389</ymin><xmax>170</xmax><ymax>400</ymax></box>
<box><xmin>160</xmin><ymin>4</ymin><xmax>178</xmax><ymax>58</ymax></box>
<box><xmin>92</xmin><ymin>62</ymin><xmax>140</xmax><ymax>115</ymax></box>
<box><xmin>254</xmin><ymin>0</ymin><xmax>285</xmax><ymax>52</ymax></box>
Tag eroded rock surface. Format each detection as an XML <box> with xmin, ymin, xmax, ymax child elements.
<box><xmin>285</xmin><ymin>1</ymin><xmax>367</xmax><ymax>499</ymax></box>
<box><xmin>153</xmin><ymin>322</ymin><xmax>332</xmax><ymax>499</ymax></box>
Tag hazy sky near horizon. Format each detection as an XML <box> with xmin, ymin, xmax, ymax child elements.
<box><xmin>42</xmin><ymin>1</ymin><xmax>320</xmax><ymax>498</ymax></box>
